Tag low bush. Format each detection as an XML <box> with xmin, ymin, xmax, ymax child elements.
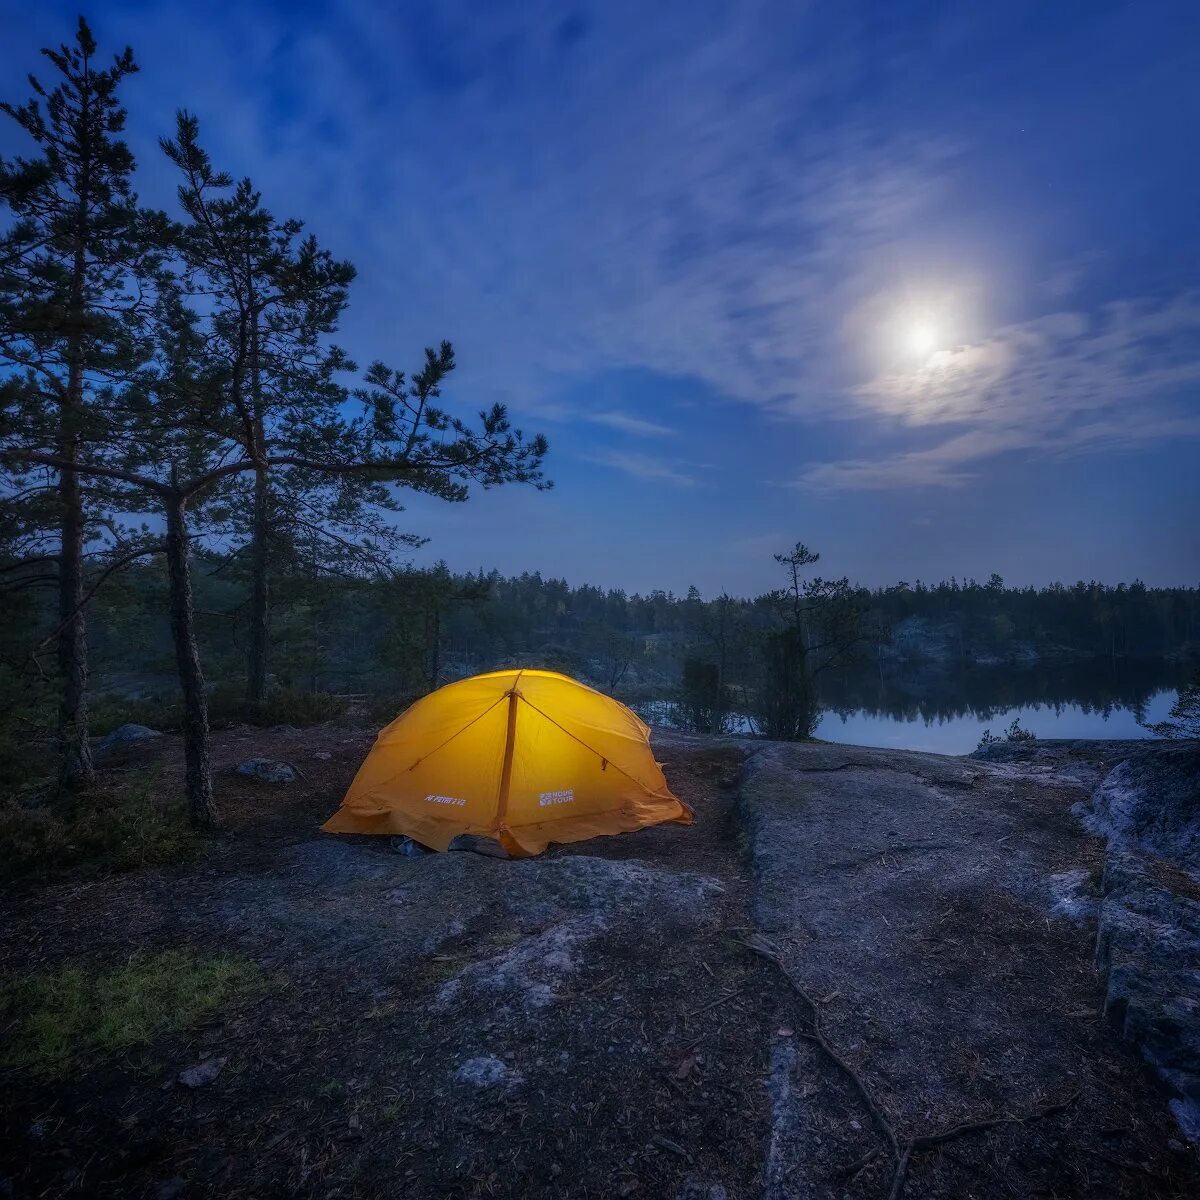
<box><xmin>0</xmin><ymin>949</ymin><xmax>264</xmax><ymax>1076</ymax></box>
<box><xmin>89</xmin><ymin>694</ymin><xmax>177</xmax><ymax>737</ymax></box>
<box><xmin>977</xmin><ymin>717</ymin><xmax>1037</xmax><ymax>750</ymax></box>
<box><xmin>224</xmin><ymin>685</ymin><xmax>348</xmax><ymax>728</ymax></box>
<box><xmin>90</xmin><ymin>685</ymin><xmax>349</xmax><ymax>735</ymax></box>
<box><xmin>0</xmin><ymin>771</ymin><xmax>197</xmax><ymax>879</ymax></box>
<box><xmin>367</xmin><ymin>691</ymin><xmax>421</xmax><ymax>728</ymax></box>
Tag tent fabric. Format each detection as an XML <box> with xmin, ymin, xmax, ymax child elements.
<box><xmin>322</xmin><ymin>669</ymin><xmax>691</xmax><ymax>857</ymax></box>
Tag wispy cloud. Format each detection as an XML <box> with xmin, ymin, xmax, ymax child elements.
<box><xmin>584</xmin><ymin>449</ymin><xmax>697</xmax><ymax>487</ymax></box>
<box><xmin>587</xmin><ymin>411</ymin><xmax>675</xmax><ymax>437</ymax></box>
<box><xmin>66</xmin><ymin>0</ymin><xmax>951</xmax><ymax>415</ymax></box>
<box><xmin>18</xmin><ymin>0</ymin><xmax>1197</xmax><ymax>520</ymax></box>
<box><xmin>799</xmin><ymin>294</ymin><xmax>1200</xmax><ymax>490</ymax></box>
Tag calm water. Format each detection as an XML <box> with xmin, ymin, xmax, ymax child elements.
<box><xmin>814</xmin><ymin>659</ymin><xmax>1187</xmax><ymax>754</ymax></box>
<box><xmin>813</xmin><ymin>687</ymin><xmax>1178</xmax><ymax>754</ymax></box>
<box><xmin>637</xmin><ymin>659</ymin><xmax>1189</xmax><ymax>755</ymax></box>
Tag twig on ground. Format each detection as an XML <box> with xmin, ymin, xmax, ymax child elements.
<box><xmin>740</xmin><ymin>934</ymin><xmax>1080</xmax><ymax>1200</ymax></box>
<box><xmin>685</xmin><ymin>988</ymin><xmax>742</xmax><ymax>1019</ymax></box>
<box><xmin>738</xmin><ymin>935</ymin><xmax>900</xmax><ymax>1163</ymax></box>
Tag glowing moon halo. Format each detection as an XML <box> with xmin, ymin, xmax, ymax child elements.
<box><xmin>906</xmin><ymin>322</ymin><xmax>939</xmax><ymax>358</ymax></box>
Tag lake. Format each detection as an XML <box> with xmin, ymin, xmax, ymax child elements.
<box><xmin>637</xmin><ymin>659</ymin><xmax>1190</xmax><ymax>755</ymax></box>
<box><xmin>815</xmin><ymin>659</ymin><xmax>1187</xmax><ymax>754</ymax></box>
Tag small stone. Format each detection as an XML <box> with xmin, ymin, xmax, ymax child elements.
<box><xmin>676</xmin><ymin>1181</ymin><xmax>726</xmax><ymax>1200</ymax></box>
<box><xmin>447</xmin><ymin>833</ymin><xmax>510</xmax><ymax>858</ymax></box>
<box><xmin>178</xmin><ymin>1056</ymin><xmax>227</xmax><ymax>1088</ymax></box>
<box><xmin>390</xmin><ymin>836</ymin><xmax>427</xmax><ymax>857</ymax></box>
<box><xmin>454</xmin><ymin>1055</ymin><xmax>523</xmax><ymax>1090</ymax></box>
<box><xmin>313</xmin><ymin>751</ymin><xmax>332</xmax><ymax>760</ymax></box>
<box><xmin>236</xmin><ymin>759</ymin><xmax>296</xmax><ymax>784</ymax></box>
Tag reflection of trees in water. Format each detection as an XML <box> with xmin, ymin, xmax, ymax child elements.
<box><xmin>817</xmin><ymin>659</ymin><xmax>1190</xmax><ymax>725</ymax></box>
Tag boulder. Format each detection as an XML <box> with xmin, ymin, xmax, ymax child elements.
<box><xmin>94</xmin><ymin>723</ymin><xmax>162</xmax><ymax>760</ymax></box>
<box><xmin>236</xmin><ymin>758</ymin><xmax>297</xmax><ymax>784</ymax></box>
<box><xmin>1077</xmin><ymin>743</ymin><xmax>1200</xmax><ymax>1143</ymax></box>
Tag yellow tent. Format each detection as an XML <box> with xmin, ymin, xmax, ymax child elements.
<box><xmin>322</xmin><ymin>669</ymin><xmax>691</xmax><ymax>857</ymax></box>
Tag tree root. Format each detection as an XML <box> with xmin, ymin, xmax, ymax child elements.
<box><xmin>739</xmin><ymin>935</ymin><xmax>1080</xmax><ymax>1200</ymax></box>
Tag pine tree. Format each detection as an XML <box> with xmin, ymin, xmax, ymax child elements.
<box><xmin>0</xmin><ymin>19</ymin><xmax>162</xmax><ymax>786</ymax></box>
<box><xmin>160</xmin><ymin>114</ymin><xmax>356</xmax><ymax>704</ymax></box>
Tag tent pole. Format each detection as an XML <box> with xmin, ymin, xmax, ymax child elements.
<box><xmin>495</xmin><ymin>687</ymin><xmax>519</xmax><ymax>837</ymax></box>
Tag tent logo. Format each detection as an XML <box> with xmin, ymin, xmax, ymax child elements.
<box><xmin>424</xmin><ymin>793</ymin><xmax>467</xmax><ymax>807</ymax></box>
<box><xmin>538</xmin><ymin>789</ymin><xmax>574</xmax><ymax>807</ymax></box>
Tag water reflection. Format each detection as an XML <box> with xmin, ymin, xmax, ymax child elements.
<box><xmin>814</xmin><ymin>659</ymin><xmax>1189</xmax><ymax>754</ymax></box>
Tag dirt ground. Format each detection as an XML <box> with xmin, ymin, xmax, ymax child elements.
<box><xmin>1</xmin><ymin>725</ymin><xmax>1197</xmax><ymax>1199</ymax></box>
<box><xmin>0</xmin><ymin>724</ymin><xmax>780</xmax><ymax>1200</ymax></box>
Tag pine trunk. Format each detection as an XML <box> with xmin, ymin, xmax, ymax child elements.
<box><xmin>246</xmin><ymin>463</ymin><xmax>269</xmax><ymax>703</ymax></box>
<box><xmin>246</xmin><ymin>304</ymin><xmax>270</xmax><ymax>705</ymax></box>
<box><xmin>165</xmin><ymin>494</ymin><xmax>218</xmax><ymax>829</ymax></box>
<box><xmin>56</xmin><ymin>433</ymin><xmax>93</xmax><ymax>787</ymax></box>
<box><xmin>57</xmin><ymin>238</ymin><xmax>94</xmax><ymax>788</ymax></box>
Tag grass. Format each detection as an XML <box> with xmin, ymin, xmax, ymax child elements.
<box><xmin>0</xmin><ymin>949</ymin><xmax>265</xmax><ymax>1076</ymax></box>
<box><xmin>0</xmin><ymin>770</ymin><xmax>198</xmax><ymax>879</ymax></box>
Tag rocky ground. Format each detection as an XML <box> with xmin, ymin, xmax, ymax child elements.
<box><xmin>1</xmin><ymin>723</ymin><xmax>1197</xmax><ymax>1199</ymax></box>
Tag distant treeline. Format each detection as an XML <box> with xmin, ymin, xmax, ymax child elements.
<box><xmin>58</xmin><ymin>562</ymin><xmax>1200</xmax><ymax>702</ymax></box>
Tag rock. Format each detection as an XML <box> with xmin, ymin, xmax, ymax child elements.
<box><xmin>313</xmin><ymin>751</ymin><xmax>332</xmax><ymax>761</ymax></box>
<box><xmin>676</xmin><ymin>1183</ymin><xmax>727</xmax><ymax>1200</ymax></box>
<box><xmin>94</xmin><ymin>723</ymin><xmax>162</xmax><ymax>759</ymax></box>
<box><xmin>178</xmin><ymin>1056</ymin><xmax>227</xmax><ymax>1088</ymax></box>
<box><xmin>1075</xmin><ymin>743</ymin><xmax>1200</xmax><ymax>1144</ymax></box>
<box><xmin>447</xmin><ymin>833</ymin><xmax>510</xmax><ymax>859</ymax></box>
<box><xmin>390</xmin><ymin>835</ymin><xmax>427</xmax><ymax>857</ymax></box>
<box><xmin>1075</xmin><ymin>743</ymin><xmax>1200</xmax><ymax>871</ymax></box>
<box><xmin>236</xmin><ymin>758</ymin><xmax>297</xmax><ymax>784</ymax></box>
<box><xmin>454</xmin><ymin>1055</ymin><xmax>522</xmax><ymax>1090</ymax></box>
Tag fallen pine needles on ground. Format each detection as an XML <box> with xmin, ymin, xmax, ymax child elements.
<box><xmin>739</xmin><ymin>934</ymin><xmax>1081</xmax><ymax>1200</ymax></box>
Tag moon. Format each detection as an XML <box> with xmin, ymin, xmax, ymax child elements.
<box><xmin>907</xmin><ymin>322</ymin><xmax>939</xmax><ymax>358</ymax></box>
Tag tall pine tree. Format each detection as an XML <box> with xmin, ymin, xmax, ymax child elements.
<box><xmin>0</xmin><ymin>19</ymin><xmax>161</xmax><ymax>786</ymax></box>
<box><xmin>160</xmin><ymin>113</ymin><xmax>356</xmax><ymax>704</ymax></box>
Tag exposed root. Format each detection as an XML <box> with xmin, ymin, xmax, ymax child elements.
<box><xmin>740</xmin><ymin>934</ymin><xmax>1080</xmax><ymax>1200</ymax></box>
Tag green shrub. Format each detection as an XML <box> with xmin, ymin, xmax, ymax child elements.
<box><xmin>217</xmin><ymin>685</ymin><xmax>348</xmax><ymax>728</ymax></box>
<box><xmin>977</xmin><ymin>717</ymin><xmax>1037</xmax><ymax>750</ymax></box>
<box><xmin>367</xmin><ymin>691</ymin><xmax>421</xmax><ymax>728</ymax></box>
<box><xmin>0</xmin><ymin>949</ymin><xmax>264</xmax><ymax>1075</ymax></box>
<box><xmin>89</xmin><ymin>694</ymin><xmax>178</xmax><ymax>737</ymax></box>
<box><xmin>0</xmin><ymin>772</ymin><xmax>197</xmax><ymax>879</ymax></box>
<box><xmin>0</xmin><ymin>665</ymin><xmax>56</xmax><ymax>790</ymax></box>
<box><xmin>89</xmin><ymin>685</ymin><xmax>348</xmax><ymax>735</ymax></box>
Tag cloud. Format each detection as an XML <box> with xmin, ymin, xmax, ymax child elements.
<box><xmin>799</xmin><ymin>294</ymin><xmax>1200</xmax><ymax>490</ymax></box>
<box><xmin>12</xmin><ymin>0</ymin><xmax>1197</xmax><ymax>509</ymax></box>
<box><xmin>587</xmin><ymin>411</ymin><xmax>675</xmax><ymax>437</ymax></box>
<box><xmin>47</xmin><ymin>0</ymin><xmax>954</xmax><ymax>417</ymax></box>
<box><xmin>584</xmin><ymin>449</ymin><xmax>697</xmax><ymax>487</ymax></box>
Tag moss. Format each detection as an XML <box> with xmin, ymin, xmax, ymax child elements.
<box><xmin>0</xmin><ymin>949</ymin><xmax>265</xmax><ymax>1076</ymax></box>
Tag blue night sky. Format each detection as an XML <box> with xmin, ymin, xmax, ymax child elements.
<box><xmin>4</xmin><ymin>1</ymin><xmax>1199</xmax><ymax>594</ymax></box>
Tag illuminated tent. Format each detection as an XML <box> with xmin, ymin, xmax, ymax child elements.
<box><xmin>322</xmin><ymin>669</ymin><xmax>690</xmax><ymax>857</ymax></box>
